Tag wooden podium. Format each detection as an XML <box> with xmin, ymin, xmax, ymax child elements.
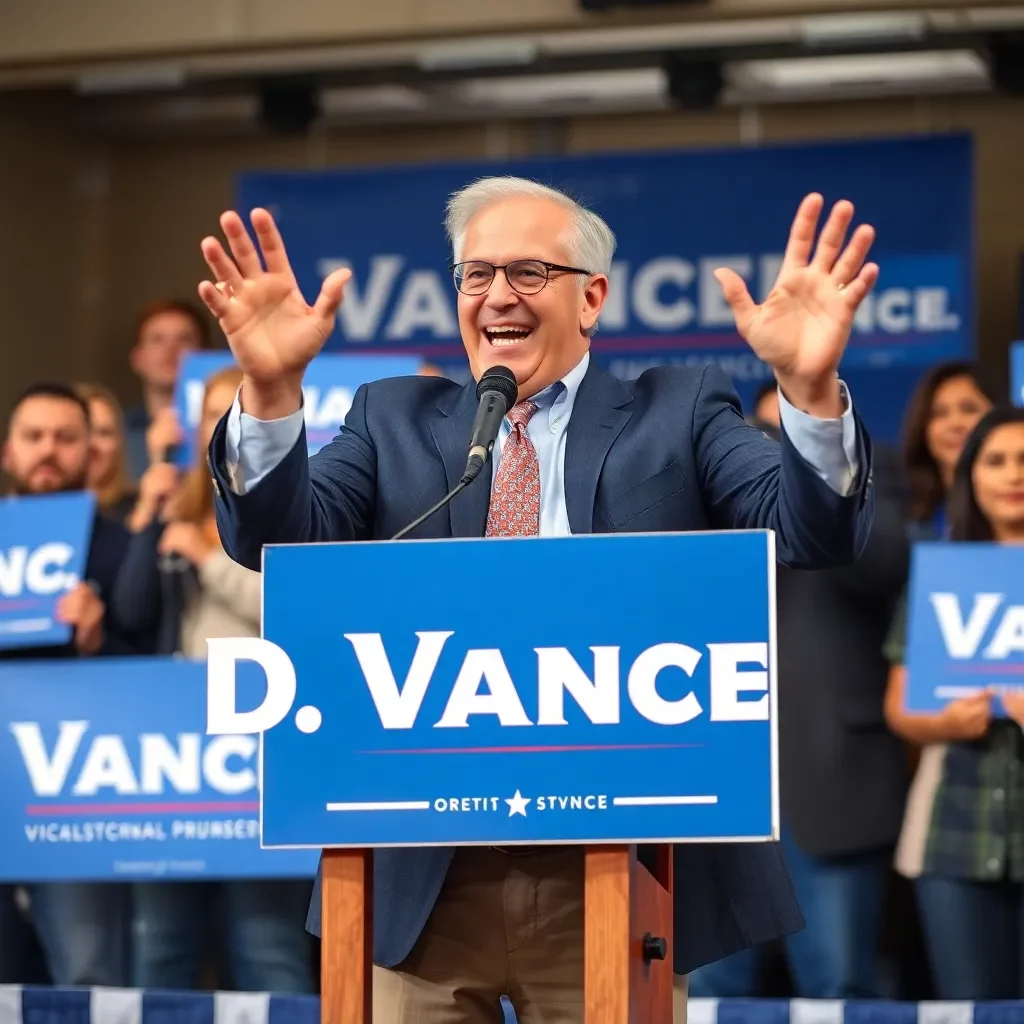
<box><xmin>320</xmin><ymin>843</ymin><xmax>674</xmax><ymax>1023</ymax></box>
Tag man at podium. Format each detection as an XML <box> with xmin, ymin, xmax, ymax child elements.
<box><xmin>199</xmin><ymin>177</ymin><xmax>877</xmax><ymax>1022</ymax></box>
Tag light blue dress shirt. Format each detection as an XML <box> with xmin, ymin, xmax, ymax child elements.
<box><xmin>223</xmin><ymin>352</ymin><xmax>860</xmax><ymax>536</ymax></box>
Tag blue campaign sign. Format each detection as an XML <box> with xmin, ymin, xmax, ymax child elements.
<box><xmin>0</xmin><ymin>656</ymin><xmax>319</xmax><ymax>881</ymax></box>
<box><xmin>255</xmin><ymin>531</ymin><xmax>777</xmax><ymax>849</ymax></box>
<box><xmin>0</xmin><ymin>492</ymin><xmax>96</xmax><ymax>651</ymax></box>
<box><xmin>238</xmin><ymin>134</ymin><xmax>974</xmax><ymax>443</ymax></box>
<box><xmin>904</xmin><ymin>543</ymin><xmax>1024</xmax><ymax>713</ymax></box>
<box><xmin>173</xmin><ymin>350</ymin><xmax>423</xmax><ymax>468</ymax></box>
<box><xmin>1011</xmin><ymin>340</ymin><xmax>1024</xmax><ymax>406</ymax></box>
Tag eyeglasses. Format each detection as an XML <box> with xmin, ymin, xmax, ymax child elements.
<box><xmin>450</xmin><ymin>259</ymin><xmax>593</xmax><ymax>296</ymax></box>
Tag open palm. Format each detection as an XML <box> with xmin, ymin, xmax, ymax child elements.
<box><xmin>715</xmin><ymin>194</ymin><xmax>878</xmax><ymax>383</ymax></box>
<box><xmin>197</xmin><ymin>209</ymin><xmax>351</xmax><ymax>385</ymax></box>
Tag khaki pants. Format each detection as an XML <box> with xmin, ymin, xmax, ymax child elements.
<box><xmin>370</xmin><ymin>846</ymin><xmax>690</xmax><ymax>1023</ymax></box>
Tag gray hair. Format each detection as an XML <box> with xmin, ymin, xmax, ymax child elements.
<box><xmin>444</xmin><ymin>176</ymin><xmax>616</xmax><ymax>275</ymax></box>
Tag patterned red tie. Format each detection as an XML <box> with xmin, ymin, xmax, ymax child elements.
<box><xmin>485</xmin><ymin>400</ymin><xmax>540</xmax><ymax>537</ymax></box>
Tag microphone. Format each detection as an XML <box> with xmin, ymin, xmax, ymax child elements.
<box><xmin>463</xmin><ymin>365</ymin><xmax>519</xmax><ymax>485</ymax></box>
<box><xmin>390</xmin><ymin>365</ymin><xmax>518</xmax><ymax>541</ymax></box>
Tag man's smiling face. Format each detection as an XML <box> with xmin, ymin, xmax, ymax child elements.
<box><xmin>456</xmin><ymin>196</ymin><xmax>607</xmax><ymax>400</ymax></box>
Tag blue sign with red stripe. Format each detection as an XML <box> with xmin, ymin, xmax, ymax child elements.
<box><xmin>249</xmin><ymin>531</ymin><xmax>778</xmax><ymax>849</ymax></box>
<box><xmin>0</xmin><ymin>492</ymin><xmax>96</xmax><ymax>651</ymax></box>
<box><xmin>0</xmin><ymin>657</ymin><xmax>318</xmax><ymax>881</ymax></box>
<box><xmin>237</xmin><ymin>134</ymin><xmax>973</xmax><ymax>441</ymax></box>
<box><xmin>904</xmin><ymin>543</ymin><xmax>1024</xmax><ymax>714</ymax></box>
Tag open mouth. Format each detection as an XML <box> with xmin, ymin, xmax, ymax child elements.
<box><xmin>483</xmin><ymin>325</ymin><xmax>534</xmax><ymax>348</ymax></box>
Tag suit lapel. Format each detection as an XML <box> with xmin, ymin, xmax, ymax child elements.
<box><xmin>564</xmin><ymin>361</ymin><xmax>634</xmax><ymax>535</ymax></box>
<box><xmin>429</xmin><ymin>385</ymin><xmax>490</xmax><ymax>538</ymax></box>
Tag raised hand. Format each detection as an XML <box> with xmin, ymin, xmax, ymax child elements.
<box><xmin>128</xmin><ymin>462</ymin><xmax>179</xmax><ymax>533</ymax></box>
<box><xmin>715</xmin><ymin>193</ymin><xmax>878</xmax><ymax>417</ymax></box>
<box><xmin>146</xmin><ymin>407</ymin><xmax>183</xmax><ymax>465</ymax></box>
<box><xmin>197</xmin><ymin>209</ymin><xmax>352</xmax><ymax>416</ymax></box>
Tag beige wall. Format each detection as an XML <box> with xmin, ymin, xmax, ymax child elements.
<box><xmin>4</xmin><ymin>0</ymin><xmax>1008</xmax><ymax>69</ymax></box>
<box><xmin>3</xmin><ymin>89</ymin><xmax>1024</xmax><ymax>419</ymax></box>
<box><xmin>0</xmin><ymin>91</ymin><xmax>80</xmax><ymax>418</ymax></box>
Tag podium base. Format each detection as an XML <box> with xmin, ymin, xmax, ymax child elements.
<box><xmin>321</xmin><ymin>849</ymin><xmax>372</xmax><ymax>1024</ymax></box>
<box><xmin>320</xmin><ymin>844</ymin><xmax>673</xmax><ymax>1024</ymax></box>
<box><xmin>585</xmin><ymin>844</ymin><xmax>674</xmax><ymax>1024</ymax></box>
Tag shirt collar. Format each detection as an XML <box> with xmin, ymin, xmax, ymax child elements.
<box><xmin>525</xmin><ymin>350</ymin><xmax>590</xmax><ymax>411</ymax></box>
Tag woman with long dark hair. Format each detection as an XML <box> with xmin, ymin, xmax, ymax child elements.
<box><xmin>884</xmin><ymin>405</ymin><xmax>1024</xmax><ymax>999</ymax></box>
<box><xmin>900</xmin><ymin>361</ymin><xmax>998</xmax><ymax>538</ymax></box>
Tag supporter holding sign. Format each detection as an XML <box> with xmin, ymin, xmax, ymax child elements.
<box><xmin>884</xmin><ymin>406</ymin><xmax>1024</xmax><ymax>1000</ymax></box>
<box><xmin>0</xmin><ymin>493</ymin><xmax>94</xmax><ymax>651</ymax></box>
<box><xmin>111</xmin><ymin>365</ymin><xmax>314</xmax><ymax>993</ymax></box>
<box><xmin>0</xmin><ymin>382</ymin><xmax>145</xmax><ymax>986</ymax></box>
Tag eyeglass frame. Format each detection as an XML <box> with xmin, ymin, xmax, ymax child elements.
<box><xmin>449</xmin><ymin>258</ymin><xmax>594</xmax><ymax>295</ymax></box>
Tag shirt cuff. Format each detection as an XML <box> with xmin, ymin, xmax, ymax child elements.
<box><xmin>224</xmin><ymin>388</ymin><xmax>305</xmax><ymax>495</ymax></box>
<box><xmin>777</xmin><ymin>380</ymin><xmax>859</xmax><ymax>497</ymax></box>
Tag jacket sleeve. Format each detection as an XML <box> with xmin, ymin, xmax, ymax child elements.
<box><xmin>210</xmin><ymin>383</ymin><xmax>378</xmax><ymax>572</ymax></box>
<box><xmin>827</xmin><ymin>444</ymin><xmax>910</xmax><ymax>601</ymax></box>
<box><xmin>108</xmin><ymin>520</ymin><xmax>164</xmax><ymax>639</ymax></box>
<box><xmin>692</xmin><ymin>365</ymin><xmax>874</xmax><ymax>569</ymax></box>
<box><xmin>78</xmin><ymin>515</ymin><xmax>158</xmax><ymax>656</ymax></box>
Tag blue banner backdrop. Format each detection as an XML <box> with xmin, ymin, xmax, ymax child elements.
<box><xmin>259</xmin><ymin>531</ymin><xmax>778</xmax><ymax>850</ymax></box>
<box><xmin>0</xmin><ymin>657</ymin><xmax>318</xmax><ymax>881</ymax></box>
<box><xmin>904</xmin><ymin>543</ymin><xmax>1024</xmax><ymax>713</ymax></box>
<box><xmin>0</xmin><ymin>492</ymin><xmax>96</xmax><ymax>651</ymax></box>
<box><xmin>238</xmin><ymin>134</ymin><xmax>974</xmax><ymax>442</ymax></box>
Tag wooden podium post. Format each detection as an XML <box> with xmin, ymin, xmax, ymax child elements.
<box><xmin>321</xmin><ymin>849</ymin><xmax>373</xmax><ymax>1024</ymax></box>
<box><xmin>319</xmin><ymin>844</ymin><xmax>673</xmax><ymax>1024</ymax></box>
<box><xmin>584</xmin><ymin>844</ymin><xmax>674</xmax><ymax>1024</ymax></box>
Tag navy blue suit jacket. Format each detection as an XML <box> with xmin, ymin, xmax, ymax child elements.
<box><xmin>208</xmin><ymin>359</ymin><xmax>875</xmax><ymax>976</ymax></box>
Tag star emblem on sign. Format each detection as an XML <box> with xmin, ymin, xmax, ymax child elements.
<box><xmin>504</xmin><ymin>789</ymin><xmax>530</xmax><ymax>817</ymax></box>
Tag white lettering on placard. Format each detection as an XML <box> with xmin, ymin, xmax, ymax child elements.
<box><xmin>627</xmin><ymin>643</ymin><xmax>703</xmax><ymax>725</ymax></box>
<box><xmin>0</xmin><ymin>543</ymin><xmax>77</xmax><ymax>597</ymax></box>
<box><xmin>9</xmin><ymin>722</ymin><xmax>256</xmax><ymax>797</ymax></box>
<box><xmin>930</xmin><ymin>592</ymin><xmax>1024</xmax><ymax>659</ymax></box>
<box><xmin>535</xmin><ymin>646</ymin><xmax>620</xmax><ymax>725</ymax></box>
<box><xmin>303</xmin><ymin>386</ymin><xmax>353</xmax><ymax>431</ymax></box>
<box><xmin>342</xmin><ymin>631</ymin><xmax>452</xmax><ymax>730</ymax></box>
<box><xmin>708</xmin><ymin>643</ymin><xmax>769</xmax><ymax>720</ymax></box>
<box><xmin>185</xmin><ymin>377</ymin><xmax>353</xmax><ymax>433</ymax></box>
<box><xmin>205</xmin><ymin>634</ymin><xmax>771</xmax><ymax>734</ymax></box>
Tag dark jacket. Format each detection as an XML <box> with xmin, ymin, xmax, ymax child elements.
<box><xmin>757</xmin><ymin>420</ymin><xmax>911</xmax><ymax>857</ymax></box>
<box><xmin>209</xmin><ymin>361</ymin><xmax>875</xmax><ymax>976</ymax></box>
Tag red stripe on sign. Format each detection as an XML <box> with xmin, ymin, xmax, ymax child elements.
<box><xmin>359</xmin><ymin>743</ymin><xmax>703</xmax><ymax>755</ymax></box>
<box><xmin>947</xmin><ymin>664</ymin><xmax>1024</xmax><ymax>674</ymax></box>
<box><xmin>25</xmin><ymin>801</ymin><xmax>260</xmax><ymax>816</ymax></box>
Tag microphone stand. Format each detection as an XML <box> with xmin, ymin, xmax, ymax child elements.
<box><xmin>389</xmin><ymin>462</ymin><xmax>484</xmax><ymax>541</ymax></box>
<box><xmin>389</xmin><ymin>365</ymin><xmax>516</xmax><ymax>541</ymax></box>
